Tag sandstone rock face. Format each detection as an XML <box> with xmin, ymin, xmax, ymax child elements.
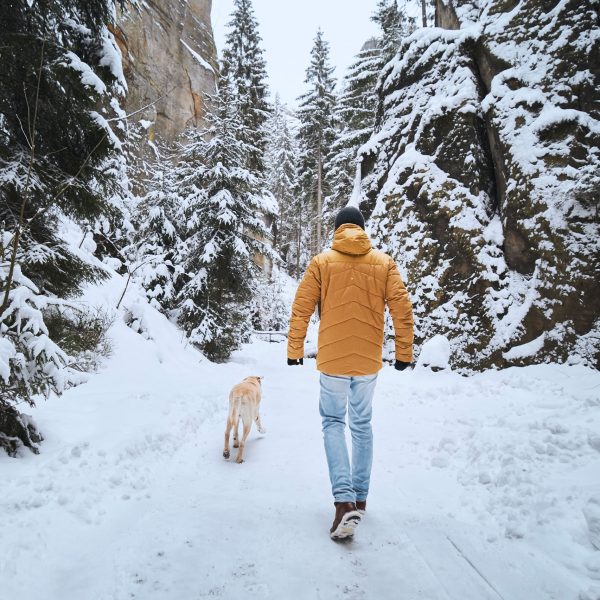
<box><xmin>114</xmin><ymin>0</ymin><xmax>218</xmax><ymax>147</ymax></box>
<box><xmin>361</xmin><ymin>0</ymin><xmax>600</xmax><ymax>370</ymax></box>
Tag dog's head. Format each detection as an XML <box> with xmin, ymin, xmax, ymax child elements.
<box><xmin>245</xmin><ymin>375</ymin><xmax>263</xmax><ymax>387</ymax></box>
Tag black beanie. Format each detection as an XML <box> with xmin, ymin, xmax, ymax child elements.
<box><xmin>334</xmin><ymin>206</ymin><xmax>365</xmax><ymax>231</ymax></box>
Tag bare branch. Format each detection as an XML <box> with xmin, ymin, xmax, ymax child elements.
<box><xmin>105</xmin><ymin>85</ymin><xmax>179</xmax><ymax>123</ymax></box>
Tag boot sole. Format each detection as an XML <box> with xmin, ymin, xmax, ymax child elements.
<box><xmin>330</xmin><ymin>511</ymin><xmax>361</xmax><ymax>540</ymax></box>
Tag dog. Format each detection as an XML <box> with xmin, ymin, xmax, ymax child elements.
<box><xmin>223</xmin><ymin>376</ymin><xmax>265</xmax><ymax>463</ymax></box>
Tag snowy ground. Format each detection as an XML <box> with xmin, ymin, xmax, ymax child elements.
<box><xmin>1</xmin><ymin>276</ymin><xmax>600</xmax><ymax>600</ymax></box>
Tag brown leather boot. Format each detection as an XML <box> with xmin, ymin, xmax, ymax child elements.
<box><xmin>356</xmin><ymin>500</ymin><xmax>366</xmax><ymax>515</ymax></box>
<box><xmin>330</xmin><ymin>502</ymin><xmax>361</xmax><ymax>540</ymax></box>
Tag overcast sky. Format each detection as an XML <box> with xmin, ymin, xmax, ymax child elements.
<box><xmin>211</xmin><ymin>0</ymin><xmax>384</xmax><ymax>108</ymax></box>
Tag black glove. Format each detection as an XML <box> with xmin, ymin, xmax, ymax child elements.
<box><xmin>287</xmin><ymin>358</ymin><xmax>303</xmax><ymax>366</ymax></box>
<box><xmin>394</xmin><ymin>360</ymin><xmax>411</xmax><ymax>371</ymax></box>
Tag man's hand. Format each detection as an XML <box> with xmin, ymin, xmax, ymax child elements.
<box><xmin>394</xmin><ymin>360</ymin><xmax>411</xmax><ymax>371</ymax></box>
<box><xmin>288</xmin><ymin>358</ymin><xmax>304</xmax><ymax>366</ymax></box>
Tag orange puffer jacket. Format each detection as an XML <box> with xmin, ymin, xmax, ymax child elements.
<box><xmin>287</xmin><ymin>223</ymin><xmax>414</xmax><ymax>376</ymax></box>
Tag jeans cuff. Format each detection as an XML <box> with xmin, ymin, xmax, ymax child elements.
<box><xmin>334</xmin><ymin>494</ymin><xmax>356</xmax><ymax>503</ymax></box>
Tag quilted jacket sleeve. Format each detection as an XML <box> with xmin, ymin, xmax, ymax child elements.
<box><xmin>385</xmin><ymin>257</ymin><xmax>414</xmax><ymax>363</ymax></box>
<box><xmin>287</xmin><ymin>257</ymin><xmax>321</xmax><ymax>360</ymax></box>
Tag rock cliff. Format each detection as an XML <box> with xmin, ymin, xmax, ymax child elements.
<box><xmin>113</xmin><ymin>0</ymin><xmax>218</xmax><ymax>149</ymax></box>
<box><xmin>361</xmin><ymin>0</ymin><xmax>600</xmax><ymax>370</ymax></box>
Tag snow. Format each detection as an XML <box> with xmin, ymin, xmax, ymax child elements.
<box><xmin>1</xmin><ymin>272</ymin><xmax>599</xmax><ymax>599</ymax></box>
<box><xmin>62</xmin><ymin>51</ymin><xmax>107</xmax><ymax>96</ymax></box>
<box><xmin>417</xmin><ymin>334</ymin><xmax>451</xmax><ymax>369</ymax></box>
<box><xmin>503</xmin><ymin>333</ymin><xmax>546</xmax><ymax>360</ymax></box>
<box><xmin>99</xmin><ymin>27</ymin><xmax>128</xmax><ymax>94</ymax></box>
<box><xmin>180</xmin><ymin>39</ymin><xmax>215</xmax><ymax>73</ymax></box>
<box><xmin>346</xmin><ymin>161</ymin><xmax>363</xmax><ymax>208</ymax></box>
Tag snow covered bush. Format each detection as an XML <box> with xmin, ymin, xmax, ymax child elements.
<box><xmin>250</xmin><ymin>269</ymin><xmax>292</xmax><ymax>333</ymax></box>
<box><xmin>0</xmin><ymin>262</ymin><xmax>87</xmax><ymax>456</ymax></box>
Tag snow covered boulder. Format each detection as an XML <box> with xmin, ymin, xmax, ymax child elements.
<box><xmin>0</xmin><ymin>405</ymin><xmax>43</xmax><ymax>457</ymax></box>
<box><xmin>416</xmin><ymin>335</ymin><xmax>451</xmax><ymax>371</ymax></box>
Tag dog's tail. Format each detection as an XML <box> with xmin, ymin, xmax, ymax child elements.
<box><xmin>228</xmin><ymin>394</ymin><xmax>242</xmax><ymax>426</ymax></box>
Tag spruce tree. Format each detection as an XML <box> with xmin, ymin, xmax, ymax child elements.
<box><xmin>0</xmin><ymin>0</ymin><xmax>127</xmax><ymax>454</ymax></box>
<box><xmin>130</xmin><ymin>148</ymin><xmax>186</xmax><ymax>312</ymax></box>
<box><xmin>326</xmin><ymin>39</ymin><xmax>381</xmax><ymax>215</ymax></box>
<box><xmin>296</xmin><ymin>29</ymin><xmax>337</xmax><ymax>255</ymax></box>
<box><xmin>372</xmin><ymin>0</ymin><xmax>415</xmax><ymax>61</ymax></box>
<box><xmin>221</xmin><ymin>0</ymin><xmax>270</xmax><ymax>174</ymax></box>
<box><xmin>176</xmin><ymin>78</ymin><xmax>275</xmax><ymax>362</ymax></box>
<box><xmin>326</xmin><ymin>2</ymin><xmax>417</xmax><ymax>217</ymax></box>
<box><xmin>264</xmin><ymin>95</ymin><xmax>300</xmax><ymax>271</ymax></box>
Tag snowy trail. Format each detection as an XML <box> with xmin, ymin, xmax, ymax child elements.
<box><xmin>2</xmin><ymin>300</ymin><xmax>599</xmax><ymax>599</ymax></box>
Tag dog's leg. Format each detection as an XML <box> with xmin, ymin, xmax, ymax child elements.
<box><xmin>223</xmin><ymin>418</ymin><xmax>232</xmax><ymax>459</ymax></box>
<box><xmin>235</xmin><ymin>422</ymin><xmax>251</xmax><ymax>464</ymax></box>
<box><xmin>255</xmin><ymin>413</ymin><xmax>266</xmax><ymax>435</ymax></box>
<box><xmin>233</xmin><ymin>414</ymin><xmax>240</xmax><ymax>448</ymax></box>
<box><xmin>224</xmin><ymin>396</ymin><xmax>239</xmax><ymax>459</ymax></box>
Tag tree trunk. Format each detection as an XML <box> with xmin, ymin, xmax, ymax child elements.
<box><xmin>296</xmin><ymin>206</ymin><xmax>302</xmax><ymax>278</ymax></box>
<box><xmin>316</xmin><ymin>145</ymin><xmax>323</xmax><ymax>253</ymax></box>
<box><xmin>421</xmin><ymin>0</ymin><xmax>427</xmax><ymax>27</ymax></box>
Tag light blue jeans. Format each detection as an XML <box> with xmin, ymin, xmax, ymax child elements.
<box><xmin>319</xmin><ymin>373</ymin><xmax>378</xmax><ymax>503</ymax></box>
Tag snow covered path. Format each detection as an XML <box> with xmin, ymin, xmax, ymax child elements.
<box><xmin>2</xmin><ymin>305</ymin><xmax>600</xmax><ymax>599</ymax></box>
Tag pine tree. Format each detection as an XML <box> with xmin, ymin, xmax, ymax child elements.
<box><xmin>221</xmin><ymin>0</ymin><xmax>271</xmax><ymax>174</ymax></box>
<box><xmin>326</xmin><ymin>2</ymin><xmax>417</xmax><ymax>218</ymax></box>
<box><xmin>264</xmin><ymin>95</ymin><xmax>300</xmax><ymax>271</ymax></box>
<box><xmin>326</xmin><ymin>39</ymin><xmax>381</xmax><ymax>215</ymax></box>
<box><xmin>176</xmin><ymin>78</ymin><xmax>276</xmax><ymax>362</ymax></box>
<box><xmin>372</xmin><ymin>0</ymin><xmax>415</xmax><ymax>61</ymax></box>
<box><xmin>130</xmin><ymin>147</ymin><xmax>186</xmax><ymax>312</ymax></box>
<box><xmin>0</xmin><ymin>0</ymin><xmax>127</xmax><ymax>454</ymax></box>
<box><xmin>296</xmin><ymin>29</ymin><xmax>337</xmax><ymax>256</ymax></box>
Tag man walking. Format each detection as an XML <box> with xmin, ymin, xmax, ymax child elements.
<box><xmin>287</xmin><ymin>206</ymin><xmax>414</xmax><ymax>540</ymax></box>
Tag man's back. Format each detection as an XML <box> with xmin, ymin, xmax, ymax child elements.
<box><xmin>288</xmin><ymin>223</ymin><xmax>413</xmax><ymax>376</ymax></box>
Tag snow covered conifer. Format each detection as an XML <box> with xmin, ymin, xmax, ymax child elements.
<box><xmin>221</xmin><ymin>0</ymin><xmax>271</xmax><ymax>174</ymax></box>
<box><xmin>297</xmin><ymin>29</ymin><xmax>337</xmax><ymax>255</ymax></box>
<box><xmin>265</xmin><ymin>95</ymin><xmax>300</xmax><ymax>271</ymax></box>
<box><xmin>0</xmin><ymin>0</ymin><xmax>127</xmax><ymax>454</ymax></box>
<box><xmin>176</xmin><ymin>77</ymin><xmax>276</xmax><ymax>362</ymax></box>
<box><xmin>326</xmin><ymin>2</ymin><xmax>417</xmax><ymax>218</ymax></box>
<box><xmin>131</xmin><ymin>148</ymin><xmax>186</xmax><ymax>312</ymax></box>
<box><xmin>372</xmin><ymin>0</ymin><xmax>416</xmax><ymax>61</ymax></box>
<box><xmin>326</xmin><ymin>39</ymin><xmax>381</xmax><ymax>215</ymax></box>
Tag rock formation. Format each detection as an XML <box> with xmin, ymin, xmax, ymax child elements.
<box><xmin>361</xmin><ymin>0</ymin><xmax>600</xmax><ymax>370</ymax></box>
<box><xmin>113</xmin><ymin>0</ymin><xmax>218</xmax><ymax>150</ymax></box>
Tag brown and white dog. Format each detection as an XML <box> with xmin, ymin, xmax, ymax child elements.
<box><xmin>223</xmin><ymin>376</ymin><xmax>265</xmax><ymax>463</ymax></box>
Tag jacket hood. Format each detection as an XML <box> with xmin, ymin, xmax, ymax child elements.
<box><xmin>332</xmin><ymin>223</ymin><xmax>372</xmax><ymax>256</ymax></box>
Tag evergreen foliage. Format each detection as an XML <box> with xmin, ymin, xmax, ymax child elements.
<box><xmin>0</xmin><ymin>1</ymin><xmax>127</xmax><ymax>294</ymax></box>
<box><xmin>296</xmin><ymin>29</ymin><xmax>337</xmax><ymax>257</ymax></box>
<box><xmin>176</xmin><ymin>78</ymin><xmax>276</xmax><ymax>362</ymax></box>
<box><xmin>130</xmin><ymin>147</ymin><xmax>186</xmax><ymax>312</ymax></box>
<box><xmin>326</xmin><ymin>39</ymin><xmax>381</xmax><ymax>217</ymax></box>
<box><xmin>326</xmin><ymin>1</ymin><xmax>417</xmax><ymax>218</ymax></box>
<box><xmin>372</xmin><ymin>0</ymin><xmax>416</xmax><ymax>62</ymax></box>
<box><xmin>0</xmin><ymin>0</ymin><xmax>127</xmax><ymax>453</ymax></box>
<box><xmin>264</xmin><ymin>95</ymin><xmax>300</xmax><ymax>272</ymax></box>
<box><xmin>221</xmin><ymin>0</ymin><xmax>271</xmax><ymax>174</ymax></box>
